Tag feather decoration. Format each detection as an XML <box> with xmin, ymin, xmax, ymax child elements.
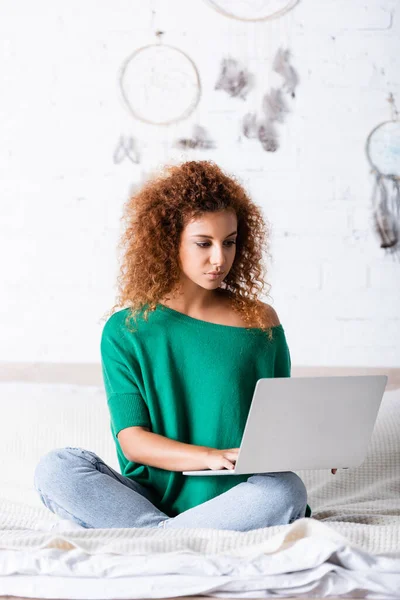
<box><xmin>239</xmin><ymin>47</ymin><xmax>297</xmax><ymax>153</ymax></box>
<box><xmin>174</xmin><ymin>125</ymin><xmax>216</xmax><ymax>150</ymax></box>
<box><xmin>272</xmin><ymin>48</ymin><xmax>299</xmax><ymax>98</ymax></box>
<box><xmin>372</xmin><ymin>174</ymin><xmax>398</xmax><ymax>249</ymax></box>
<box><xmin>113</xmin><ymin>135</ymin><xmax>140</xmax><ymax>164</ymax></box>
<box><xmin>242</xmin><ymin>111</ymin><xmax>280</xmax><ymax>152</ymax></box>
<box><xmin>242</xmin><ymin>112</ymin><xmax>259</xmax><ymax>139</ymax></box>
<box><xmin>262</xmin><ymin>87</ymin><xmax>289</xmax><ymax>123</ymax></box>
<box><xmin>258</xmin><ymin>120</ymin><xmax>279</xmax><ymax>152</ymax></box>
<box><xmin>215</xmin><ymin>58</ymin><xmax>254</xmax><ymax>100</ymax></box>
<box><xmin>389</xmin><ymin>176</ymin><xmax>400</xmax><ymax>220</ymax></box>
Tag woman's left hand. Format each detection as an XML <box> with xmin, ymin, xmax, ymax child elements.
<box><xmin>331</xmin><ymin>468</ymin><xmax>337</xmax><ymax>474</ymax></box>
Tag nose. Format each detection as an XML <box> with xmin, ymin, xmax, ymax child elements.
<box><xmin>210</xmin><ymin>244</ymin><xmax>227</xmax><ymax>268</ymax></box>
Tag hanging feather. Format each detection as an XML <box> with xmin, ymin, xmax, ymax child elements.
<box><xmin>372</xmin><ymin>175</ymin><xmax>398</xmax><ymax>249</ymax></box>
<box><xmin>272</xmin><ymin>48</ymin><xmax>299</xmax><ymax>98</ymax></box>
<box><xmin>239</xmin><ymin>48</ymin><xmax>298</xmax><ymax>153</ymax></box>
<box><xmin>389</xmin><ymin>176</ymin><xmax>400</xmax><ymax>220</ymax></box>
<box><xmin>214</xmin><ymin>58</ymin><xmax>254</xmax><ymax>100</ymax></box>
<box><xmin>258</xmin><ymin>119</ymin><xmax>279</xmax><ymax>152</ymax></box>
<box><xmin>174</xmin><ymin>125</ymin><xmax>216</xmax><ymax>150</ymax></box>
<box><xmin>113</xmin><ymin>135</ymin><xmax>140</xmax><ymax>164</ymax></box>
<box><xmin>262</xmin><ymin>88</ymin><xmax>289</xmax><ymax>123</ymax></box>
<box><xmin>373</xmin><ymin>204</ymin><xmax>398</xmax><ymax>249</ymax></box>
<box><xmin>242</xmin><ymin>112</ymin><xmax>259</xmax><ymax>139</ymax></box>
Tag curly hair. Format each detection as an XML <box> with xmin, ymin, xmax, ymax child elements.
<box><xmin>102</xmin><ymin>160</ymin><xmax>276</xmax><ymax>340</ymax></box>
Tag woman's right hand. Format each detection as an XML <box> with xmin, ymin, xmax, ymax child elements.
<box><xmin>204</xmin><ymin>447</ymin><xmax>240</xmax><ymax>470</ymax></box>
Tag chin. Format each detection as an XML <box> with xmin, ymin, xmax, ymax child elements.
<box><xmin>199</xmin><ymin>280</ymin><xmax>219</xmax><ymax>288</ymax></box>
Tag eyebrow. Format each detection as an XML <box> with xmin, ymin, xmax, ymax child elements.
<box><xmin>190</xmin><ymin>230</ymin><xmax>237</xmax><ymax>239</ymax></box>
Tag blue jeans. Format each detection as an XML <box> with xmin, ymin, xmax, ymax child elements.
<box><xmin>33</xmin><ymin>447</ymin><xmax>308</xmax><ymax>531</ymax></box>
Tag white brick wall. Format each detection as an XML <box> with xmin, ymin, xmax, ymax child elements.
<box><xmin>1</xmin><ymin>0</ymin><xmax>399</xmax><ymax>366</ymax></box>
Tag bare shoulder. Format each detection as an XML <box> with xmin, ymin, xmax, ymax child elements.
<box><xmin>257</xmin><ymin>301</ymin><xmax>281</xmax><ymax>327</ymax></box>
<box><xmin>216</xmin><ymin>291</ymin><xmax>281</xmax><ymax>328</ymax></box>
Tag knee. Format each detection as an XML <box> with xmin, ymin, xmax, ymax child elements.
<box><xmin>33</xmin><ymin>447</ymin><xmax>85</xmax><ymax>494</ymax></box>
<box><xmin>250</xmin><ymin>471</ymin><xmax>308</xmax><ymax>516</ymax></box>
<box><xmin>281</xmin><ymin>471</ymin><xmax>308</xmax><ymax>514</ymax></box>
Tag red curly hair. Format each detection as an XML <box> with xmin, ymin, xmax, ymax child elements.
<box><xmin>102</xmin><ymin>160</ymin><xmax>276</xmax><ymax>340</ymax></box>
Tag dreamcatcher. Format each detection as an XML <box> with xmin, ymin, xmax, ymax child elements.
<box><xmin>204</xmin><ymin>0</ymin><xmax>299</xmax><ymax>21</ymax></box>
<box><xmin>118</xmin><ymin>31</ymin><xmax>201</xmax><ymax>125</ymax></box>
<box><xmin>366</xmin><ymin>93</ymin><xmax>400</xmax><ymax>258</ymax></box>
<box><xmin>208</xmin><ymin>0</ymin><xmax>299</xmax><ymax>152</ymax></box>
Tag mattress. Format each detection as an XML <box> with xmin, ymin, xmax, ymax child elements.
<box><xmin>0</xmin><ymin>379</ymin><xmax>399</xmax><ymax>599</ymax></box>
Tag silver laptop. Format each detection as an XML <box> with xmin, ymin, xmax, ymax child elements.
<box><xmin>182</xmin><ymin>375</ymin><xmax>388</xmax><ymax>476</ymax></box>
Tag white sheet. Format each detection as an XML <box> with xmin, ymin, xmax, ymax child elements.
<box><xmin>0</xmin><ymin>383</ymin><xmax>399</xmax><ymax>599</ymax></box>
<box><xmin>0</xmin><ymin>511</ymin><xmax>399</xmax><ymax>599</ymax></box>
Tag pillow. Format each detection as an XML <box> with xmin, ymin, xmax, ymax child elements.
<box><xmin>294</xmin><ymin>387</ymin><xmax>400</xmax><ymax>524</ymax></box>
<box><xmin>0</xmin><ymin>382</ymin><xmax>118</xmax><ymax>509</ymax></box>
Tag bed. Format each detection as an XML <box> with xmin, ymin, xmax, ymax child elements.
<box><xmin>0</xmin><ymin>363</ymin><xmax>399</xmax><ymax>600</ymax></box>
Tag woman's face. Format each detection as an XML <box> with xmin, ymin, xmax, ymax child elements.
<box><xmin>178</xmin><ymin>210</ymin><xmax>238</xmax><ymax>289</ymax></box>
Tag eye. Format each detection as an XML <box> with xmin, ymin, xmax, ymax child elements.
<box><xmin>196</xmin><ymin>241</ymin><xmax>236</xmax><ymax>248</ymax></box>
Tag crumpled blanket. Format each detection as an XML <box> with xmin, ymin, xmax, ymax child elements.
<box><xmin>0</xmin><ymin>500</ymin><xmax>399</xmax><ymax>599</ymax></box>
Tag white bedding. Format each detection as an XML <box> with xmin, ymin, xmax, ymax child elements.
<box><xmin>0</xmin><ymin>382</ymin><xmax>399</xmax><ymax>599</ymax></box>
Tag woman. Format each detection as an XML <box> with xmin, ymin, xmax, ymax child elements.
<box><xmin>33</xmin><ymin>160</ymin><xmax>315</xmax><ymax>530</ymax></box>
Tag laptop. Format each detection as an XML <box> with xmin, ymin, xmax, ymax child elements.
<box><xmin>182</xmin><ymin>375</ymin><xmax>388</xmax><ymax>476</ymax></box>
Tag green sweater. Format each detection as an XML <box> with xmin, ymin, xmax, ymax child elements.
<box><xmin>100</xmin><ymin>304</ymin><xmax>311</xmax><ymax>520</ymax></box>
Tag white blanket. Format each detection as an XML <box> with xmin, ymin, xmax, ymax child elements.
<box><xmin>0</xmin><ymin>383</ymin><xmax>399</xmax><ymax>599</ymax></box>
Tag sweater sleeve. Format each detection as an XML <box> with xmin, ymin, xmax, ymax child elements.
<box><xmin>274</xmin><ymin>328</ymin><xmax>291</xmax><ymax>378</ymax></box>
<box><xmin>100</xmin><ymin>315</ymin><xmax>151</xmax><ymax>437</ymax></box>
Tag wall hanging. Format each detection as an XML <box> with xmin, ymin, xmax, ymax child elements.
<box><xmin>365</xmin><ymin>93</ymin><xmax>400</xmax><ymax>258</ymax></box>
<box><xmin>118</xmin><ymin>31</ymin><xmax>201</xmax><ymax>125</ymax></box>
<box><xmin>204</xmin><ymin>0</ymin><xmax>299</xmax><ymax>21</ymax></box>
